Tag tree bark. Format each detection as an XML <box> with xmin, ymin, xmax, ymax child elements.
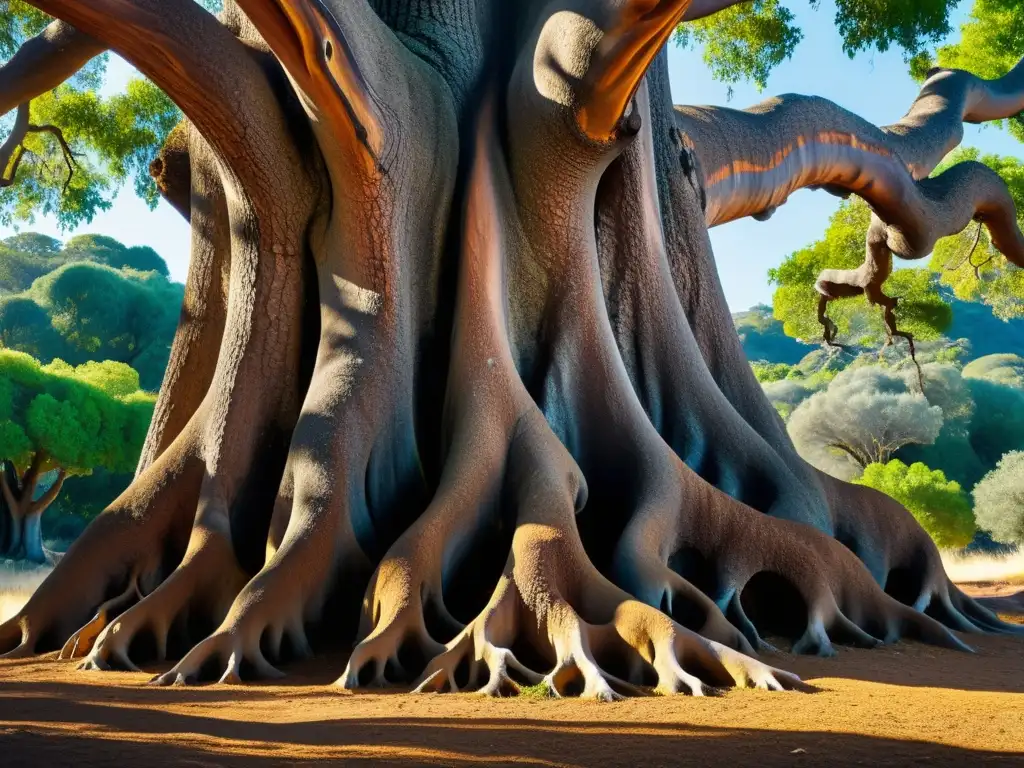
<box><xmin>3</xmin><ymin>0</ymin><xmax>1020</xmax><ymax>691</ymax></box>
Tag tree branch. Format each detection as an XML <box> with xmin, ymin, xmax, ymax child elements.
<box><xmin>682</xmin><ymin>0</ymin><xmax>750</xmax><ymax>22</ymax></box>
<box><xmin>578</xmin><ymin>0</ymin><xmax>695</xmax><ymax>142</ymax></box>
<box><xmin>0</xmin><ymin>103</ymin><xmax>30</xmax><ymax>184</ymax></box>
<box><xmin>676</xmin><ymin>56</ymin><xmax>1024</xmax><ymax>228</ymax></box>
<box><xmin>30</xmin><ymin>468</ymin><xmax>66</xmax><ymax>515</ymax></box>
<box><xmin>23</xmin><ymin>0</ymin><xmax>300</xmax><ymax>197</ymax></box>
<box><xmin>232</xmin><ymin>0</ymin><xmax>386</xmax><ymax>171</ymax></box>
<box><xmin>0</xmin><ymin>21</ymin><xmax>105</xmax><ymax>117</ymax></box>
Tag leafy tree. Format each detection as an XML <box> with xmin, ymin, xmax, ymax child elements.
<box><xmin>0</xmin><ymin>350</ymin><xmax>154</xmax><ymax>562</ymax></box>
<box><xmin>962</xmin><ymin>355</ymin><xmax>1024</xmax><ymax>466</ymax></box>
<box><xmin>855</xmin><ymin>460</ymin><xmax>976</xmax><ymax>550</ymax></box>
<box><xmin>750</xmin><ymin>361</ymin><xmax>792</xmax><ymax>382</ymax></box>
<box><xmin>676</xmin><ymin>0</ymin><xmax>959</xmax><ymax>90</ymax></box>
<box><xmin>0</xmin><ymin>234</ymin><xmax>181</xmax><ymax>389</ymax></box>
<box><xmin>973</xmin><ymin>451</ymin><xmax>1024</xmax><ymax>546</ymax></box>
<box><xmin>788</xmin><ymin>365</ymin><xmax>944</xmax><ymax>479</ymax></box>
<box><xmin>0</xmin><ymin>2</ymin><xmax>177</xmax><ymax>229</ymax></box>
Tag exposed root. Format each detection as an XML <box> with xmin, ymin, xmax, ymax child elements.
<box><xmin>76</xmin><ymin>518</ymin><xmax>249</xmax><ymax>671</ymax></box>
<box><xmin>350</xmin><ymin>513</ymin><xmax>809</xmax><ymax>700</ymax></box>
<box><xmin>58</xmin><ymin>575</ymin><xmax>143</xmax><ymax>661</ymax></box>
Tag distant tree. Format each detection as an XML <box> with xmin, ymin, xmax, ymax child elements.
<box><xmin>750</xmin><ymin>361</ymin><xmax>792</xmax><ymax>383</ymax></box>
<box><xmin>768</xmin><ymin>198</ymin><xmax>953</xmax><ymax>347</ymax></box>
<box><xmin>0</xmin><ymin>254</ymin><xmax>182</xmax><ymax>390</ymax></box>
<box><xmin>961</xmin><ymin>356</ymin><xmax>1024</xmax><ymax>467</ymax></box>
<box><xmin>676</xmin><ymin>0</ymin><xmax>960</xmax><ymax>90</ymax></box>
<box><xmin>856</xmin><ymin>460</ymin><xmax>976</xmax><ymax>550</ymax></box>
<box><xmin>734</xmin><ymin>305</ymin><xmax>810</xmax><ymax>364</ymax></box>
<box><xmin>788</xmin><ymin>365</ymin><xmax>944</xmax><ymax>480</ymax></box>
<box><xmin>63</xmin><ymin>234</ymin><xmax>170</xmax><ymax>276</ymax></box>
<box><xmin>761</xmin><ymin>377</ymin><xmax>821</xmax><ymax>422</ymax></box>
<box><xmin>973</xmin><ymin>452</ymin><xmax>1024</xmax><ymax>546</ymax></box>
<box><xmin>0</xmin><ymin>351</ymin><xmax>154</xmax><ymax>563</ymax></box>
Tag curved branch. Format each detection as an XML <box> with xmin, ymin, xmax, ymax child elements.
<box><xmin>677</xmin><ymin>56</ymin><xmax>1024</xmax><ymax>228</ymax></box>
<box><xmin>0</xmin><ymin>21</ymin><xmax>105</xmax><ymax>116</ymax></box>
<box><xmin>0</xmin><ymin>103</ymin><xmax>30</xmax><ymax>183</ymax></box>
<box><xmin>682</xmin><ymin>0</ymin><xmax>750</xmax><ymax>22</ymax></box>
<box><xmin>23</xmin><ymin>0</ymin><xmax>303</xmax><ymax>196</ymax></box>
<box><xmin>578</xmin><ymin>0</ymin><xmax>694</xmax><ymax>142</ymax></box>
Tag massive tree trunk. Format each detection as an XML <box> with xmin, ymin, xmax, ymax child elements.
<box><xmin>2</xmin><ymin>0</ymin><xmax>1021</xmax><ymax>694</ymax></box>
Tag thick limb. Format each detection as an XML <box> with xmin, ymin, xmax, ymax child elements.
<box><xmin>0</xmin><ymin>20</ymin><xmax>105</xmax><ymax>116</ymax></box>
<box><xmin>148</xmin><ymin>0</ymin><xmax>461</xmax><ymax>687</ymax></box>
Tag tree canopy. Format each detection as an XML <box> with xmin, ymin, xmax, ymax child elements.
<box><xmin>0</xmin><ymin>350</ymin><xmax>154</xmax><ymax>478</ymax></box>
<box><xmin>855</xmin><ymin>459</ymin><xmax>976</xmax><ymax>550</ymax></box>
<box><xmin>0</xmin><ymin>349</ymin><xmax>154</xmax><ymax>561</ymax></box>
<box><xmin>0</xmin><ymin>232</ymin><xmax>182</xmax><ymax>390</ymax></box>
<box><xmin>972</xmin><ymin>451</ymin><xmax>1024</xmax><ymax>546</ymax></box>
<box><xmin>676</xmin><ymin>0</ymin><xmax>960</xmax><ymax>91</ymax></box>
<box><xmin>786</xmin><ymin>364</ymin><xmax>944</xmax><ymax>479</ymax></box>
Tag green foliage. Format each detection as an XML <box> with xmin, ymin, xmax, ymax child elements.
<box><xmin>929</xmin><ymin>150</ymin><xmax>1024</xmax><ymax>320</ymax></box>
<box><xmin>675</xmin><ymin>0</ymin><xmax>957</xmax><ymax>88</ymax></box>
<box><xmin>0</xmin><ymin>233</ymin><xmax>181</xmax><ymax>390</ymax></box>
<box><xmin>674</xmin><ymin>0</ymin><xmax>802</xmax><ymax>90</ymax></box>
<box><xmin>961</xmin><ymin>355</ymin><xmax>1024</xmax><ymax>467</ymax></box>
<box><xmin>855</xmin><ymin>460</ymin><xmax>976</xmax><ymax>549</ymax></box>
<box><xmin>0</xmin><ymin>349</ymin><xmax>154</xmax><ymax>478</ymax></box>
<box><xmin>914</xmin><ymin>0</ymin><xmax>1024</xmax><ymax>142</ymax></box>
<box><xmin>1</xmin><ymin>2</ymin><xmax>178</xmax><ymax>229</ymax></box>
<box><xmin>787</xmin><ymin>365</ymin><xmax>944</xmax><ymax>480</ymax></box>
<box><xmin>768</xmin><ymin>198</ymin><xmax>952</xmax><ymax>345</ymax></box>
<box><xmin>2</xmin><ymin>78</ymin><xmax>180</xmax><ymax>229</ymax></box>
<box><xmin>751</xmin><ymin>361</ymin><xmax>793</xmax><ymax>382</ymax></box>
<box><xmin>973</xmin><ymin>452</ymin><xmax>1024</xmax><ymax>545</ymax></box>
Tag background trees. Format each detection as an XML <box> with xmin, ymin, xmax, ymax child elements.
<box><xmin>786</xmin><ymin>365</ymin><xmax>944</xmax><ymax>480</ymax></box>
<box><xmin>856</xmin><ymin>460</ymin><xmax>976</xmax><ymax>550</ymax></box>
<box><xmin>0</xmin><ymin>232</ymin><xmax>180</xmax><ymax>553</ymax></box>
<box><xmin>0</xmin><ymin>351</ymin><xmax>154</xmax><ymax>562</ymax></box>
<box><xmin>973</xmin><ymin>452</ymin><xmax>1024</xmax><ymax>546</ymax></box>
<box><xmin>0</xmin><ymin>233</ymin><xmax>182</xmax><ymax>389</ymax></box>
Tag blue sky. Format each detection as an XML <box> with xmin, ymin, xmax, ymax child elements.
<box><xmin>2</xmin><ymin>0</ymin><xmax>1021</xmax><ymax>310</ymax></box>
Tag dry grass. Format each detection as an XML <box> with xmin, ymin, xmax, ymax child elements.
<box><xmin>942</xmin><ymin>549</ymin><xmax>1024</xmax><ymax>586</ymax></box>
<box><xmin>0</xmin><ymin>562</ymin><xmax>51</xmax><ymax>624</ymax></box>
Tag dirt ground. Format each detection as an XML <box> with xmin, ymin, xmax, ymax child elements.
<box><xmin>1</xmin><ymin>590</ymin><xmax>1022</xmax><ymax>767</ymax></box>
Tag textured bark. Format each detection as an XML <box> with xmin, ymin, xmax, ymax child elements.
<box><xmin>0</xmin><ymin>20</ymin><xmax>104</xmax><ymax>116</ymax></box>
<box><xmin>2</xmin><ymin>0</ymin><xmax>1021</xmax><ymax>695</ymax></box>
<box><xmin>0</xmin><ymin>456</ymin><xmax>66</xmax><ymax>565</ymax></box>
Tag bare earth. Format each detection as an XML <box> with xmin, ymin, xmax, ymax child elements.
<box><xmin>1</xmin><ymin>592</ymin><xmax>1022</xmax><ymax>767</ymax></box>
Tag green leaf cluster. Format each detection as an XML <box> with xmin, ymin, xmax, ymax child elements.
<box><xmin>972</xmin><ymin>452</ymin><xmax>1024</xmax><ymax>546</ymax></box>
<box><xmin>0</xmin><ymin>233</ymin><xmax>182</xmax><ymax>390</ymax></box>
<box><xmin>768</xmin><ymin>198</ymin><xmax>952</xmax><ymax>345</ymax></box>
<box><xmin>855</xmin><ymin>459</ymin><xmax>976</xmax><ymax>549</ymax></box>
<box><xmin>0</xmin><ymin>349</ymin><xmax>155</xmax><ymax>478</ymax></box>
<box><xmin>675</xmin><ymin>0</ymin><xmax>958</xmax><ymax>89</ymax></box>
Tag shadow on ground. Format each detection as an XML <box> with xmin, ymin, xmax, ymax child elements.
<box><xmin>2</xmin><ymin>698</ymin><xmax>1022</xmax><ymax>767</ymax></box>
